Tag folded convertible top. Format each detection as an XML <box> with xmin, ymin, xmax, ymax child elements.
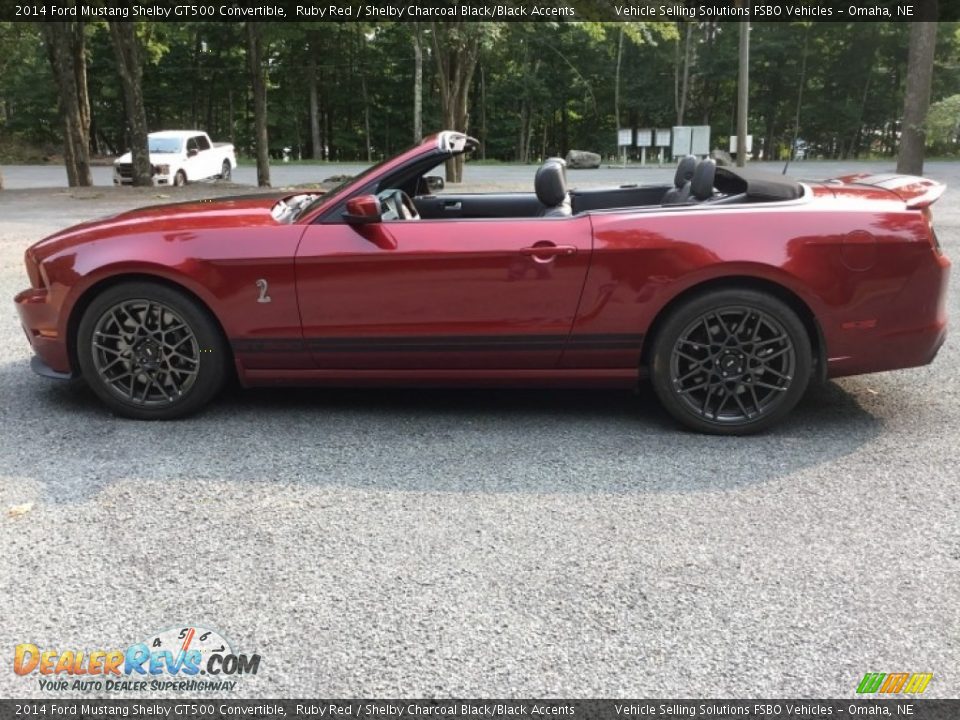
<box><xmin>714</xmin><ymin>166</ymin><xmax>804</xmax><ymax>202</ymax></box>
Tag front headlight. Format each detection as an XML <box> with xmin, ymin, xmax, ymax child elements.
<box><xmin>155</xmin><ymin>165</ymin><xmax>170</xmax><ymax>175</ymax></box>
<box><xmin>24</xmin><ymin>250</ymin><xmax>45</xmax><ymax>289</ymax></box>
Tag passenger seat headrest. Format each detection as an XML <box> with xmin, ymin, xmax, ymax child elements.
<box><xmin>535</xmin><ymin>160</ymin><xmax>568</xmax><ymax>207</ymax></box>
<box><xmin>691</xmin><ymin>159</ymin><xmax>716</xmax><ymax>201</ymax></box>
<box><xmin>544</xmin><ymin>157</ymin><xmax>567</xmax><ymax>177</ymax></box>
<box><xmin>674</xmin><ymin>155</ymin><xmax>697</xmax><ymax>189</ymax></box>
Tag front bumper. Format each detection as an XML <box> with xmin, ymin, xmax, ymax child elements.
<box><xmin>14</xmin><ymin>287</ymin><xmax>74</xmax><ymax>377</ymax></box>
<box><xmin>30</xmin><ymin>355</ymin><xmax>75</xmax><ymax>380</ymax></box>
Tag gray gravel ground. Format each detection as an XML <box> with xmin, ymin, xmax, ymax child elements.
<box><xmin>0</xmin><ymin>160</ymin><xmax>957</xmax><ymax>699</ymax></box>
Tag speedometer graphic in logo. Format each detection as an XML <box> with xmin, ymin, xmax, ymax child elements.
<box><xmin>141</xmin><ymin>626</ymin><xmax>233</xmax><ymax>672</ymax></box>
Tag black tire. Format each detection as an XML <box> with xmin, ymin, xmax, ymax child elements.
<box><xmin>650</xmin><ymin>288</ymin><xmax>812</xmax><ymax>435</ymax></box>
<box><xmin>77</xmin><ymin>281</ymin><xmax>228</xmax><ymax>420</ymax></box>
<box><xmin>174</xmin><ymin>170</ymin><xmax>187</xmax><ymax>187</ymax></box>
<box><xmin>220</xmin><ymin>161</ymin><xmax>231</xmax><ymax>181</ymax></box>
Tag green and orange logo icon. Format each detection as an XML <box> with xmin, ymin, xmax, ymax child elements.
<box><xmin>856</xmin><ymin>672</ymin><xmax>933</xmax><ymax>694</ymax></box>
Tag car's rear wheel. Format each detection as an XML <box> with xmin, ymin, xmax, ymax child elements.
<box><xmin>220</xmin><ymin>161</ymin><xmax>231</xmax><ymax>181</ymax></box>
<box><xmin>174</xmin><ymin>170</ymin><xmax>187</xmax><ymax>187</ymax></box>
<box><xmin>650</xmin><ymin>288</ymin><xmax>812</xmax><ymax>435</ymax></box>
<box><xmin>77</xmin><ymin>282</ymin><xmax>227</xmax><ymax>420</ymax></box>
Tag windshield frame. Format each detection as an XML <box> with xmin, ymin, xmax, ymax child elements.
<box><xmin>294</xmin><ymin>142</ymin><xmax>425</xmax><ymax>221</ymax></box>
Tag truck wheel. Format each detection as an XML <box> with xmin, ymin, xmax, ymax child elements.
<box><xmin>220</xmin><ymin>161</ymin><xmax>232</xmax><ymax>181</ymax></box>
<box><xmin>77</xmin><ymin>281</ymin><xmax>228</xmax><ymax>420</ymax></box>
<box><xmin>174</xmin><ymin>171</ymin><xmax>187</xmax><ymax>187</ymax></box>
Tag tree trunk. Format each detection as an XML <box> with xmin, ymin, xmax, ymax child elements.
<box><xmin>246</xmin><ymin>22</ymin><xmax>271</xmax><ymax>187</ymax></box>
<box><xmin>41</xmin><ymin>22</ymin><xmax>92</xmax><ymax>187</ymax></box>
<box><xmin>108</xmin><ymin>22</ymin><xmax>151</xmax><ymax>186</ymax></box>
<box><xmin>309</xmin><ymin>58</ymin><xmax>321</xmax><ymax>159</ymax></box>
<box><xmin>614</xmin><ymin>26</ymin><xmax>624</xmax><ymax>133</ymax></box>
<box><xmin>897</xmin><ymin>18</ymin><xmax>938</xmax><ymax>175</ymax></box>
<box><xmin>675</xmin><ymin>22</ymin><xmax>693</xmax><ymax>127</ymax></box>
<box><xmin>479</xmin><ymin>63</ymin><xmax>487</xmax><ymax>160</ymax></box>
<box><xmin>736</xmin><ymin>22</ymin><xmax>750</xmax><ymax>167</ymax></box>
<box><xmin>430</xmin><ymin>21</ymin><xmax>482</xmax><ymax>182</ymax></box>
<box><xmin>412</xmin><ymin>23</ymin><xmax>423</xmax><ymax>143</ymax></box>
<box><xmin>361</xmin><ymin>75</ymin><xmax>372</xmax><ymax>163</ymax></box>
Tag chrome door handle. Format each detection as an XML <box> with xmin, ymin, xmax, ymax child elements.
<box><xmin>520</xmin><ymin>244</ymin><xmax>577</xmax><ymax>257</ymax></box>
<box><xmin>443</xmin><ymin>201</ymin><xmax>462</xmax><ymax>211</ymax></box>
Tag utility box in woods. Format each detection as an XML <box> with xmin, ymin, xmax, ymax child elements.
<box><xmin>671</xmin><ymin>126</ymin><xmax>692</xmax><ymax>156</ymax></box>
<box><xmin>729</xmin><ymin>135</ymin><xmax>754</xmax><ymax>155</ymax></box>
<box><xmin>691</xmin><ymin>126</ymin><xmax>711</xmax><ymax>155</ymax></box>
<box><xmin>672</xmin><ymin>126</ymin><xmax>711</xmax><ymax>157</ymax></box>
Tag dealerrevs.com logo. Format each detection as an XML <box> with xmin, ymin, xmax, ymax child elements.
<box><xmin>13</xmin><ymin>626</ymin><xmax>260</xmax><ymax>692</ymax></box>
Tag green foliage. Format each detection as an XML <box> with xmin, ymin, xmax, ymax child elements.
<box><xmin>1</xmin><ymin>20</ymin><xmax>959</xmax><ymax>163</ymax></box>
<box><xmin>926</xmin><ymin>93</ymin><xmax>960</xmax><ymax>150</ymax></box>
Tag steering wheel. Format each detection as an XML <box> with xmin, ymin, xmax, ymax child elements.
<box><xmin>377</xmin><ymin>189</ymin><xmax>420</xmax><ymax>221</ymax></box>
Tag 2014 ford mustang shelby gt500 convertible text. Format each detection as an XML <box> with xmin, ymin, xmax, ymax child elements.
<box><xmin>14</xmin><ymin>132</ymin><xmax>950</xmax><ymax>434</ymax></box>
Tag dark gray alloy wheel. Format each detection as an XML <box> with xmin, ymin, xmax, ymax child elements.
<box><xmin>77</xmin><ymin>282</ymin><xmax>227</xmax><ymax>419</ymax></box>
<box><xmin>220</xmin><ymin>161</ymin><xmax>231</xmax><ymax>181</ymax></box>
<box><xmin>651</xmin><ymin>289</ymin><xmax>812</xmax><ymax>435</ymax></box>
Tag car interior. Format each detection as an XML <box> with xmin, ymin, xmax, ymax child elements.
<box><xmin>372</xmin><ymin>151</ymin><xmax>804</xmax><ymax>223</ymax></box>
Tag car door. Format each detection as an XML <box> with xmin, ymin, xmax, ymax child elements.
<box><xmin>295</xmin><ymin>215</ymin><xmax>593</xmax><ymax>370</ymax></box>
<box><xmin>193</xmin><ymin>134</ymin><xmax>216</xmax><ymax>178</ymax></box>
<box><xmin>184</xmin><ymin>135</ymin><xmax>211</xmax><ymax>179</ymax></box>
<box><xmin>183</xmin><ymin>135</ymin><xmax>200</xmax><ymax>180</ymax></box>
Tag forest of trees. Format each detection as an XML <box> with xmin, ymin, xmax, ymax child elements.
<box><xmin>1</xmin><ymin>20</ymin><xmax>959</xmax><ymax>185</ymax></box>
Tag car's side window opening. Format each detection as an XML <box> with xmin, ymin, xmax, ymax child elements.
<box><xmin>195</xmin><ymin>134</ymin><xmax>211</xmax><ymax>151</ymax></box>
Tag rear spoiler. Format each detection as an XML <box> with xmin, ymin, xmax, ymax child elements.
<box><xmin>830</xmin><ymin>173</ymin><xmax>946</xmax><ymax>209</ymax></box>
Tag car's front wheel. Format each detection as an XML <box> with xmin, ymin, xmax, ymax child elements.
<box><xmin>174</xmin><ymin>170</ymin><xmax>187</xmax><ymax>187</ymax></box>
<box><xmin>650</xmin><ymin>288</ymin><xmax>812</xmax><ymax>435</ymax></box>
<box><xmin>77</xmin><ymin>282</ymin><xmax>228</xmax><ymax>419</ymax></box>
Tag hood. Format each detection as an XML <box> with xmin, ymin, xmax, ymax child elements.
<box><xmin>114</xmin><ymin>151</ymin><xmax>183</xmax><ymax>166</ymax></box>
<box><xmin>30</xmin><ymin>193</ymin><xmax>297</xmax><ymax>259</ymax></box>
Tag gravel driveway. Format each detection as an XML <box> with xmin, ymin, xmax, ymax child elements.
<box><xmin>0</xmin><ymin>160</ymin><xmax>957</xmax><ymax>698</ymax></box>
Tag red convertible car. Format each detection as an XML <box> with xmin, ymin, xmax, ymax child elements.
<box><xmin>14</xmin><ymin>131</ymin><xmax>950</xmax><ymax>434</ymax></box>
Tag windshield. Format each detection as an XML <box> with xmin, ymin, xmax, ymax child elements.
<box><xmin>294</xmin><ymin>145</ymin><xmax>422</xmax><ymax>221</ymax></box>
<box><xmin>148</xmin><ymin>137</ymin><xmax>183</xmax><ymax>153</ymax></box>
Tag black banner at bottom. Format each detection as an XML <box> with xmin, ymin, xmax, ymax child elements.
<box><xmin>2</xmin><ymin>700</ymin><xmax>959</xmax><ymax>720</ymax></box>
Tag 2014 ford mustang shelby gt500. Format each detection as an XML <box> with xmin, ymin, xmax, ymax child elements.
<box><xmin>14</xmin><ymin>132</ymin><xmax>950</xmax><ymax>434</ymax></box>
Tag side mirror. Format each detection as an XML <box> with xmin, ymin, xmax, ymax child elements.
<box><xmin>187</xmin><ymin>148</ymin><xmax>198</xmax><ymax>157</ymax></box>
<box><xmin>425</xmin><ymin>175</ymin><xmax>444</xmax><ymax>192</ymax></box>
<box><xmin>343</xmin><ymin>195</ymin><xmax>382</xmax><ymax>224</ymax></box>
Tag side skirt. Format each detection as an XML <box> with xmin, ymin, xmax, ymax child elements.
<box><xmin>238</xmin><ymin>367</ymin><xmax>639</xmax><ymax>389</ymax></box>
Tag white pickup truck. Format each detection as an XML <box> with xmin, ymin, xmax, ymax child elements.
<box><xmin>113</xmin><ymin>130</ymin><xmax>237</xmax><ymax>186</ymax></box>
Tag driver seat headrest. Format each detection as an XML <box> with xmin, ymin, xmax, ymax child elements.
<box><xmin>674</xmin><ymin>155</ymin><xmax>697</xmax><ymax>189</ymax></box>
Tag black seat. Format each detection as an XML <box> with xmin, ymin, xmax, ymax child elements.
<box><xmin>662</xmin><ymin>155</ymin><xmax>697</xmax><ymax>204</ymax></box>
<box><xmin>535</xmin><ymin>159</ymin><xmax>572</xmax><ymax>217</ymax></box>
<box><xmin>690</xmin><ymin>158</ymin><xmax>716</xmax><ymax>201</ymax></box>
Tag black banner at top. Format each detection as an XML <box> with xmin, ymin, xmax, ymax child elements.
<box><xmin>3</xmin><ymin>0</ymin><xmax>952</xmax><ymax>23</ymax></box>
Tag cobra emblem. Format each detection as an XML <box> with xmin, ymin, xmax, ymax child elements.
<box><xmin>255</xmin><ymin>278</ymin><xmax>272</xmax><ymax>304</ymax></box>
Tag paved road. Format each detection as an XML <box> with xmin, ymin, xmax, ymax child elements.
<box><xmin>0</xmin><ymin>162</ymin><xmax>957</xmax><ymax>698</ymax></box>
